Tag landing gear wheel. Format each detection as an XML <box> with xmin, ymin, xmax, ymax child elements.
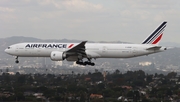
<box><xmin>90</xmin><ymin>63</ymin><xmax>95</xmax><ymax>66</ymax></box>
<box><xmin>15</xmin><ymin>60</ymin><xmax>19</xmax><ymax>64</ymax></box>
<box><xmin>76</xmin><ymin>58</ymin><xmax>95</xmax><ymax>66</ymax></box>
<box><xmin>84</xmin><ymin>60</ymin><xmax>95</xmax><ymax>66</ymax></box>
<box><xmin>76</xmin><ymin>61</ymin><xmax>86</xmax><ymax>66</ymax></box>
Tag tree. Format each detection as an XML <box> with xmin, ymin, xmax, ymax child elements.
<box><xmin>91</xmin><ymin>98</ymin><xmax>104</xmax><ymax>102</ymax></box>
<box><xmin>6</xmin><ymin>68</ymin><xmax>9</xmax><ymax>73</ymax></box>
<box><xmin>167</xmin><ymin>72</ymin><xmax>177</xmax><ymax>78</ymax></box>
<box><xmin>142</xmin><ymin>98</ymin><xmax>150</xmax><ymax>102</ymax></box>
<box><xmin>27</xmin><ymin>76</ymin><xmax>34</xmax><ymax>84</ymax></box>
<box><xmin>15</xmin><ymin>92</ymin><xmax>25</xmax><ymax>101</ymax></box>
<box><xmin>3</xmin><ymin>73</ymin><xmax>10</xmax><ymax>83</ymax></box>
<box><xmin>114</xmin><ymin>69</ymin><xmax>120</xmax><ymax>74</ymax></box>
<box><xmin>17</xmin><ymin>75</ymin><xmax>26</xmax><ymax>84</ymax></box>
<box><xmin>126</xmin><ymin>91</ymin><xmax>134</xmax><ymax>98</ymax></box>
<box><xmin>166</xmin><ymin>89</ymin><xmax>172</xmax><ymax>96</ymax></box>
<box><xmin>146</xmin><ymin>75</ymin><xmax>153</xmax><ymax>83</ymax></box>
<box><xmin>44</xmin><ymin>89</ymin><xmax>55</xmax><ymax>98</ymax></box>
<box><xmin>95</xmin><ymin>69</ymin><xmax>99</xmax><ymax>73</ymax></box>
<box><xmin>16</xmin><ymin>72</ymin><xmax>20</xmax><ymax>76</ymax></box>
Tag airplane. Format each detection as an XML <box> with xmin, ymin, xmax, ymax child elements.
<box><xmin>5</xmin><ymin>21</ymin><xmax>167</xmax><ymax>66</ymax></box>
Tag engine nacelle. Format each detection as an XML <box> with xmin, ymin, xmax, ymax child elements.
<box><xmin>50</xmin><ymin>51</ymin><xmax>66</xmax><ymax>61</ymax></box>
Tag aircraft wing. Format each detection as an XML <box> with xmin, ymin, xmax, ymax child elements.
<box><xmin>66</xmin><ymin>41</ymin><xmax>87</xmax><ymax>57</ymax></box>
<box><xmin>146</xmin><ymin>46</ymin><xmax>162</xmax><ymax>50</ymax></box>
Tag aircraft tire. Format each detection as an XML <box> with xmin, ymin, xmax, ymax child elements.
<box><xmin>15</xmin><ymin>60</ymin><xmax>19</xmax><ymax>64</ymax></box>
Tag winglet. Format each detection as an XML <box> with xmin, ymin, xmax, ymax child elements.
<box><xmin>142</xmin><ymin>21</ymin><xmax>167</xmax><ymax>44</ymax></box>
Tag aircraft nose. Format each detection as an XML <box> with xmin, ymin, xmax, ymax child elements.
<box><xmin>4</xmin><ymin>49</ymin><xmax>8</xmax><ymax>53</ymax></box>
<box><xmin>4</xmin><ymin>48</ymin><xmax>10</xmax><ymax>54</ymax></box>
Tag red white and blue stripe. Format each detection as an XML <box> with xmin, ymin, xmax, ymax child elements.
<box><xmin>142</xmin><ymin>21</ymin><xmax>167</xmax><ymax>44</ymax></box>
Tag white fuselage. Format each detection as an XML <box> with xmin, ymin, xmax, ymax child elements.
<box><xmin>5</xmin><ymin>42</ymin><xmax>165</xmax><ymax>61</ymax></box>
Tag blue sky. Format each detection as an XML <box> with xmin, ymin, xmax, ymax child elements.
<box><xmin>0</xmin><ymin>0</ymin><xmax>180</xmax><ymax>43</ymax></box>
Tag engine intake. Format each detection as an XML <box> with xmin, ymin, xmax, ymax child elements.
<box><xmin>50</xmin><ymin>51</ymin><xmax>66</xmax><ymax>61</ymax></box>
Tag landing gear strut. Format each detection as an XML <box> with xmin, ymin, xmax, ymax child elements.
<box><xmin>15</xmin><ymin>56</ymin><xmax>19</xmax><ymax>64</ymax></box>
<box><xmin>76</xmin><ymin>58</ymin><xmax>95</xmax><ymax>66</ymax></box>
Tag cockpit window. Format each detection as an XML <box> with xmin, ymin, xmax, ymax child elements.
<box><xmin>8</xmin><ymin>47</ymin><xmax>11</xmax><ymax>49</ymax></box>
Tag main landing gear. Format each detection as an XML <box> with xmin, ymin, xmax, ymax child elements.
<box><xmin>76</xmin><ymin>58</ymin><xmax>95</xmax><ymax>66</ymax></box>
<box><xmin>15</xmin><ymin>56</ymin><xmax>19</xmax><ymax>64</ymax></box>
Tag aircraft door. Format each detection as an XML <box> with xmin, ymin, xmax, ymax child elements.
<box><xmin>132</xmin><ymin>47</ymin><xmax>137</xmax><ymax>56</ymax></box>
<box><xmin>15</xmin><ymin>45</ymin><xmax>19</xmax><ymax>53</ymax></box>
<box><xmin>102</xmin><ymin>46</ymin><xmax>107</xmax><ymax>53</ymax></box>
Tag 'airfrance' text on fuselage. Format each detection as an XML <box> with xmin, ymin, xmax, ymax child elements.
<box><xmin>25</xmin><ymin>44</ymin><xmax>67</xmax><ymax>49</ymax></box>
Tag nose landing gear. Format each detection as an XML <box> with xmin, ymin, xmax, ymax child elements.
<box><xmin>15</xmin><ymin>56</ymin><xmax>19</xmax><ymax>64</ymax></box>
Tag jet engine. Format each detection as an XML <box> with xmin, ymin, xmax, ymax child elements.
<box><xmin>50</xmin><ymin>51</ymin><xmax>66</xmax><ymax>61</ymax></box>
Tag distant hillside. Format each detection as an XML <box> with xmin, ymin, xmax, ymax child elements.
<box><xmin>160</xmin><ymin>42</ymin><xmax>180</xmax><ymax>47</ymax></box>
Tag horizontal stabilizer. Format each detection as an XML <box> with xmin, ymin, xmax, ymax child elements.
<box><xmin>146</xmin><ymin>46</ymin><xmax>162</xmax><ymax>50</ymax></box>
